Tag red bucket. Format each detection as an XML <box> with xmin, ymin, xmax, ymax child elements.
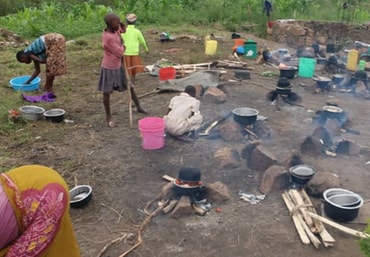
<box><xmin>159</xmin><ymin>67</ymin><xmax>176</xmax><ymax>81</ymax></box>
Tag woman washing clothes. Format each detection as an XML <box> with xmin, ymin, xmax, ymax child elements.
<box><xmin>16</xmin><ymin>33</ymin><xmax>66</xmax><ymax>92</ymax></box>
<box><xmin>0</xmin><ymin>165</ymin><xmax>81</xmax><ymax>257</ymax></box>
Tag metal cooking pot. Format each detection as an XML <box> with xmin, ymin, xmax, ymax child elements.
<box><xmin>232</xmin><ymin>107</ymin><xmax>259</xmax><ymax>126</ymax></box>
<box><xmin>289</xmin><ymin>164</ymin><xmax>315</xmax><ymax>185</ymax></box>
<box><xmin>322</xmin><ymin>105</ymin><xmax>343</xmax><ymax>119</ymax></box>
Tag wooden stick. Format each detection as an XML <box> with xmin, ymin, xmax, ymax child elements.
<box><xmin>123</xmin><ymin>57</ymin><xmax>133</xmax><ymax>128</ymax></box>
<box><xmin>288</xmin><ymin>189</ymin><xmax>318</xmax><ymax>233</ymax></box>
<box><xmin>97</xmin><ymin>233</ymin><xmax>127</xmax><ymax>257</ymax></box>
<box><xmin>138</xmin><ymin>89</ymin><xmax>160</xmax><ymax>99</ymax></box>
<box><xmin>117</xmin><ymin>205</ymin><xmax>164</xmax><ymax>257</ymax></box>
<box><xmin>300</xmin><ymin>189</ymin><xmax>335</xmax><ymax>246</ymax></box>
<box><xmin>284</xmin><ymin>191</ymin><xmax>321</xmax><ymax>249</ymax></box>
<box><xmin>306</xmin><ymin>212</ymin><xmax>370</xmax><ymax>239</ymax></box>
<box><xmin>162</xmin><ymin>199</ymin><xmax>178</xmax><ymax>214</ymax></box>
<box><xmin>162</xmin><ymin>175</ymin><xmax>175</xmax><ymax>182</ymax></box>
<box><xmin>281</xmin><ymin>192</ymin><xmax>311</xmax><ymax>245</ymax></box>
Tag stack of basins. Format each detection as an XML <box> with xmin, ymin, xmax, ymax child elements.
<box><xmin>323</xmin><ymin>188</ymin><xmax>364</xmax><ymax>222</ymax></box>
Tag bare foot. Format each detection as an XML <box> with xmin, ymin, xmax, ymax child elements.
<box><xmin>137</xmin><ymin>107</ymin><xmax>148</xmax><ymax>114</ymax></box>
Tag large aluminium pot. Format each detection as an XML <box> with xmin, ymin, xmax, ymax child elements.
<box><xmin>232</xmin><ymin>107</ymin><xmax>259</xmax><ymax>126</ymax></box>
<box><xmin>323</xmin><ymin>188</ymin><xmax>364</xmax><ymax>222</ymax></box>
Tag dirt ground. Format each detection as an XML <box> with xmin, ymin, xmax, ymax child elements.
<box><xmin>4</xmin><ymin>28</ymin><xmax>370</xmax><ymax>256</ymax></box>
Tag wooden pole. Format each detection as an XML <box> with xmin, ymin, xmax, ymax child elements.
<box><xmin>123</xmin><ymin>57</ymin><xmax>133</xmax><ymax>128</ymax></box>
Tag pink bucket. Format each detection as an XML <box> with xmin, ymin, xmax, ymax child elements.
<box><xmin>138</xmin><ymin>117</ymin><xmax>165</xmax><ymax>150</ymax></box>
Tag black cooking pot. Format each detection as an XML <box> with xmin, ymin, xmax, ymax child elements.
<box><xmin>275</xmin><ymin>86</ymin><xmax>292</xmax><ymax>95</ymax></box>
<box><xmin>323</xmin><ymin>188</ymin><xmax>364</xmax><ymax>222</ymax></box>
<box><xmin>279</xmin><ymin>67</ymin><xmax>297</xmax><ymax>79</ymax></box>
<box><xmin>178</xmin><ymin>167</ymin><xmax>201</xmax><ymax>182</ymax></box>
<box><xmin>322</xmin><ymin>105</ymin><xmax>343</xmax><ymax>119</ymax></box>
<box><xmin>232</xmin><ymin>107</ymin><xmax>259</xmax><ymax>126</ymax></box>
<box><xmin>289</xmin><ymin>165</ymin><xmax>315</xmax><ymax>185</ymax></box>
<box><xmin>332</xmin><ymin>74</ymin><xmax>344</xmax><ymax>84</ymax></box>
<box><xmin>314</xmin><ymin>77</ymin><xmax>332</xmax><ymax>90</ymax></box>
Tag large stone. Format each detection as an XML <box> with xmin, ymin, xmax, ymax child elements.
<box><xmin>336</xmin><ymin>140</ymin><xmax>362</xmax><ymax>155</ymax></box>
<box><xmin>300</xmin><ymin>136</ymin><xmax>322</xmax><ymax>156</ymax></box>
<box><xmin>214</xmin><ymin>147</ymin><xmax>242</xmax><ymax>169</ymax></box>
<box><xmin>203</xmin><ymin>87</ymin><xmax>226</xmax><ymax>103</ymax></box>
<box><xmin>284</xmin><ymin>149</ymin><xmax>304</xmax><ymax>169</ymax></box>
<box><xmin>259</xmin><ymin>165</ymin><xmax>288</xmax><ymax>195</ymax></box>
<box><xmin>253</xmin><ymin>120</ymin><xmax>271</xmax><ymax>139</ymax></box>
<box><xmin>248</xmin><ymin>145</ymin><xmax>277</xmax><ymax>171</ymax></box>
<box><xmin>194</xmin><ymin>84</ymin><xmax>205</xmax><ymax>99</ymax></box>
<box><xmin>171</xmin><ymin>195</ymin><xmax>194</xmax><ymax>218</ymax></box>
<box><xmin>241</xmin><ymin>140</ymin><xmax>260</xmax><ymax>160</ymax></box>
<box><xmin>205</xmin><ymin>181</ymin><xmax>232</xmax><ymax>202</ymax></box>
<box><xmin>306</xmin><ymin>171</ymin><xmax>340</xmax><ymax>197</ymax></box>
<box><xmin>219</xmin><ymin>121</ymin><xmax>244</xmax><ymax>142</ymax></box>
<box><xmin>160</xmin><ymin>182</ymin><xmax>176</xmax><ymax>200</ymax></box>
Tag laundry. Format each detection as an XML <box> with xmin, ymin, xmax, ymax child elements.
<box><xmin>22</xmin><ymin>92</ymin><xmax>56</xmax><ymax>103</ymax></box>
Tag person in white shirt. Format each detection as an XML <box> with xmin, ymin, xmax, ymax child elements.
<box><xmin>164</xmin><ymin>85</ymin><xmax>203</xmax><ymax>141</ymax></box>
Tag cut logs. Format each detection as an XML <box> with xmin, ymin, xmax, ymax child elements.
<box><xmin>282</xmin><ymin>188</ymin><xmax>369</xmax><ymax>249</ymax></box>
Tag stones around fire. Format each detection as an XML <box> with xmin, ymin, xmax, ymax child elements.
<box><xmin>171</xmin><ymin>195</ymin><xmax>194</xmax><ymax>218</ymax></box>
<box><xmin>259</xmin><ymin>165</ymin><xmax>288</xmax><ymax>195</ymax></box>
<box><xmin>213</xmin><ymin>147</ymin><xmax>242</xmax><ymax>169</ymax></box>
<box><xmin>204</xmin><ymin>181</ymin><xmax>232</xmax><ymax>202</ymax></box>
<box><xmin>306</xmin><ymin>171</ymin><xmax>340</xmax><ymax>197</ymax></box>
<box><xmin>336</xmin><ymin>140</ymin><xmax>362</xmax><ymax>155</ymax></box>
<box><xmin>252</xmin><ymin>120</ymin><xmax>271</xmax><ymax>139</ymax></box>
<box><xmin>219</xmin><ymin>121</ymin><xmax>244</xmax><ymax>142</ymax></box>
<box><xmin>283</xmin><ymin>149</ymin><xmax>304</xmax><ymax>169</ymax></box>
<box><xmin>247</xmin><ymin>145</ymin><xmax>277</xmax><ymax>171</ymax></box>
<box><xmin>300</xmin><ymin>136</ymin><xmax>323</xmax><ymax>156</ymax></box>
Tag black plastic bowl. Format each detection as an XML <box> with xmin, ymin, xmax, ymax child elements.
<box><xmin>70</xmin><ymin>185</ymin><xmax>93</xmax><ymax>208</ymax></box>
<box><xmin>233</xmin><ymin>107</ymin><xmax>259</xmax><ymax>126</ymax></box>
<box><xmin>323</xmin><ymin>188</ymin><xmax>363</xmax><ymax>222</ymax></box>
<box><xmin>289</xmin><ymin>165</ymin><xmax>315</xmax><ymax>185</ymax></box>
<box><xmin>44</xmin><ymin>109</ymin><xmax>65</xmax><ymax>123</ymax></box>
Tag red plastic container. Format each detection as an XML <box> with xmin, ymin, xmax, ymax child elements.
<box><xmin>159</xmin><ymin>67</ymin><xmax>176</xmax><ymax>81</ymax></box>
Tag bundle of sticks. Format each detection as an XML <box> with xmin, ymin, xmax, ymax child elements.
<box><xmin>282</xmin><ymin>189</ymin><xmax>369</xmax><ymax>249</ymax></box>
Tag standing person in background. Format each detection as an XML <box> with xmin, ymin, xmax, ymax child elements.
<box><xmin>121</xmin><ymin>13</ymin><xmax>149</xmax><ymax>84</ymax></box>
<box><xmin>98</xmin><ymin>13</ymin><xmax>146</xmax><ymax>128</ymax></box>
<box><xmin>0</xmin><ymin>165</ymin><xmax>81</xmax><ymax>257</ymax></box>
<box><xmin>16</xmin><ymin>33</ymin><xmax>66</xmax><ymax>92</ymax></box>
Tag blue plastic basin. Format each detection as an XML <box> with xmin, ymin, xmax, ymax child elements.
<box><xmin>10</xmin><ymin>76</ymin><xmax>41</xmax><ymax>91</ymax></box>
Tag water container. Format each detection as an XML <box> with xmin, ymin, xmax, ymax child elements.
<box><xmin>138</xmin><ymin>117</ymin><xmax>165</xmax><ymax>150</ymax></box>
<box><xmin>358</xmin><ymin>60</ymin><xmax>366</xmax><ymax>71</ymax></box>
<box><xmin>346</xmin><ymin>49</ymin><xmax>358</xmax><ymax>71</ymax></box>
<box><xmin>298</xmin><ymin>57</ymin><xmax>316</xmax><ymax>78</ymax></box>
<box><xmin>232</xmin><ymin>39</ymin><xmax>245</xmax><ymax>51</ymax></box>
<box><xmin>205</xmin><ymin>40</ymin><xmax>217</xmax><ymax>55</ymax></box>
<box><xmin>244</xmin><ymin>39</ymin><xmax>257</xmax><ymax>59</ymax></box>
<box><xmin>159</xmin><ymin>67</ymin><xmax>176</xmax><ymax>81</ymax></box>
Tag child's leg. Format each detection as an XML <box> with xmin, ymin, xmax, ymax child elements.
<box><xmin>130</xmin><ymin>88</ymin><xmax>147</xmax><ymax>114</ymax></box>
<box><xmin>103</xmin><ymin>93</ymin><xmax>115</xmax><ymax>127</ymax></box>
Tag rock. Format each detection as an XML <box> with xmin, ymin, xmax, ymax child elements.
<box><xmin>259</xmin><ymin>165</ymin><xmax>288</xmax><ymax>195</ymax></box>
<box><xmin>306</xmin><ymin>171</ymin><xmax>340</xmax><ymax>197</ymax></box>
<box><xmin>219</xmin><ymin>121</ymin><xmax>244</xmax><ymax>142</ymax></box>
<box><xmin>203</xmin><ymin>87</ymin><xmax>226</xmax><ymax>103</ymax></box>
<box><xmin>312</xmin><ymin>126</ymin><xmax>332</xmax><ymax>147</ymax></box>
<box><xmin>253</xmin><ymin>120</ymin><xmax>271</xmax><ymax>139</ymax></box>
<box><xmin>171</xmin><ymin>195</ymin><xmax>194</xmax><ymax>218</ymax></box>
<box><xmin>160</xmin><ymin>182</ymin><xmax>176</xmax><ymax>200</ymax></box>
<box><xmin>336</xmin><ymin>140</ymin><xmax>362</xmax><ymax>155</ymax></box>
<box><xmin>214</xmin><ymin>147</ymin><xmax>242</xmax><ymax>169</ymax></box>
<box><xmin>205</xmin><ymin>181</ymin><xmax>232</xmax><ymax>202</ymax></box>
<box><xmin>241</xmin><ymin>140</ymin><xmax>260</xmax><ymax>160</ymax></box>
<box><xmin>300</xmin><ymin>136</ymin><xmax>322</xmax><ymax>156</ymax></box>
<box><xmin>284</xmin><ymin>149</ymin><xmax>304</xmax><ymax>169</ymax></box>
<box><xmin>194</xmin><ymin>84</ymin><xmax>205</xmax><ymax>99</ymax></box>
<box><xmin>248</xmin><ymin>145</ymin><xmax>277</xmax><ymax>171</ymax></box>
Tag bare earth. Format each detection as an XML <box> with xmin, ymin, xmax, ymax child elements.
<box><xmin>5</xmin><ymin>29</ymin><xmax>370</xmax><ymax>256</ymax></box>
